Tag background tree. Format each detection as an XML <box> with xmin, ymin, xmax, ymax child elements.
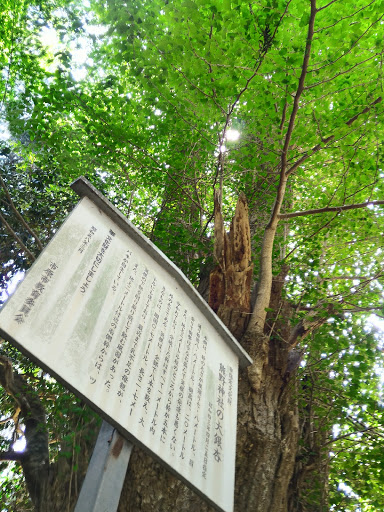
<box><xmin>1</xmin><ymin>0</ymin><xmax>384</xmax><ymax>511</ymax></box>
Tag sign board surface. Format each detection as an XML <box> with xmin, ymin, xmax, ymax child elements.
<box><xmin>0</xmin><ymin>177</ymin><xmax>251</xmax><ymax>512</ymax></box>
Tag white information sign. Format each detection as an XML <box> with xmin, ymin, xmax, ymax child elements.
<box><xmin>0</xmin><ymin>177</ymin><xmax>251</xmax><ymax>512</ymax></box>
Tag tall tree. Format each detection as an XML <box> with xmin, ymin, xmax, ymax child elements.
<box><xmin>1</xmin><ymin>0</ymin><xmax>384</xmax><ymax>510</ymax></box>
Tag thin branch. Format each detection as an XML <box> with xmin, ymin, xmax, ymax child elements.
<box><xmin>286</xmin><ymin>136</ymin><xmax>335</xmax><ymax>176</ymax></box>
<box><xmin>324</xmin><ymin>427</ymin><xmax>376</xmax><ymax>447</ymax></box>
<box><xmin>268</xmin><ymin>301</ymin><xmax>283</xmax><ymax>338</ymax></box>
<box><xmin>345</xmin><ymin>414</ymin><xmax>384</xmax><ymax>440</ymax></box>
<box><xmin>322</xmin><ymin>275</ymin><xmax>379</xmax><ymax>281</ymax></box>
<box><xmin>212</xmin><ymin>5</ymin><xmax>288</xmax><ymax>207</ymax></box>
<box><xmin>315</xmin><ymin>1</ymin><xmax>376</xmax><ymax>32</ymax></box>
<box><xmin>288</xmin><ymin>308</ymin><xmax>330</xmax><ymax>347</ymax></box>
<box><xmin>279</xmin><ymin>98</ymin><xmax>288</xmax><ymax>132</ymax></box>
<box><xmin>0</xmin><ymin>172</ymin><xmax>43</xmax><ymax>251</ymax></box>
<box><xmin>279</xmin><ymin>200</ymin><xmax>384</xmax><ymax>219</ymax></box>
<box><xmin>317</xmin><ymin>0</ymin><xmax>339</xmax><ymax>10</ymax></box>
<box><xmin>173</xmin><ymin>66</ymin><xmax>227</xmax><ymax>116</ymax></box>
<box><xmin>286</xmin><ymin>96</ymin><xmax>382</xmax><ymax>175</ymax></box>
<box><xmin>311</xmin><ymin>13</ymin><xmax>383</xmax><ymax>72</ymax></box>
<box><xmin>342</xmin><ymin>304</ymin><xmax>384</xmax><ymax>314</ymax></box>
<box><xmin>325</xmin><ymin>152</ymin><xmax>353</xmax><ymax>206</ymax></box>
<box><xmin>247</xmin><ymin>0</ymin><xmax>317</xmax><ymax>334</ymax></box>
<box><xmin>302</xmin><ymin>78</ymin><xmax>378</xmax><ymax>107</ymax></box>
<box><xmin>280</xmin><ymin>1</ymin><xmax>317</xmax><ymax>180</ymax></box>
<box><xmin>305</xmin><ymin>51</ymin><xmax>383</xmax><ymax>90</ymax></box>
<box><xmin>346</xmin><ymin>96</ymin><xmax>383</xmax><ymax>126</ymax></box>
<box><xmin>0</xmin><ymin>210</ymin><xmax>36</xmax><ymax>262</ymax></box>
<box><xmin>284</xmin><ymin>211</ymin><xmax>340</xmax><ymax>261</ymax></box>
<box><xmin>0</xmin><ymin>412</ymin><xmax>16</xmax><ymax>425</ymax></box>
<box><xmin>225</xmin><ymin>0</ymin><xmax>292</xmax><ymax>119</ymax></box>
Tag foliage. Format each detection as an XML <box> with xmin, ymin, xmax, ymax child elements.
<box><xmin>1</xmin><ymin>0</ymin><xmax>384</xmax><ymax>509</ymax></box>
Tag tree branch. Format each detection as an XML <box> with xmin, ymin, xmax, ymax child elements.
<box><xmin>286</xmin><ymin>96</ymin><xmax>382</xmax><ymax>176</ymax></box>
<box><xmin>317</xmin><ymin>0</ymin><xmax>339</xmax><ymax>10</ymax></box>
<box><xmin>342</xmin><ymin>304</ymin><xmax>384</xmax><ymax>314</ymax></box>
<box><xmin>315</xmin><ymin>1</ymin><xmax>376</xmax><ymax>32</ymax></box>
<box><xmin>312</xmin><ymin>14</ymin><xmax>382</xmax><ymax>71</ymax></box>
<box><xmin>288</xmin><ymin>308</ymin><xmax>330</xmax><ymax>348</ymax></box>
<box><xmin>321</xmin><ymin>275</ymin><xmax>379</xmax><ymax>281</ymax></box>
<box><xmin>247</xmin><ymin>0</ymin><xmax>317</xmax><ymax>333</ymax></box>
<box><xmin>346</xmin><ymin>96</ymin><xmax>383</xmax><ymax>126</ymax></box>
<box><xmin>0</xmin><ymin>171</ymin><xmax>43</xmax><ymax>251</ymax></box>
<box><xmin>0</xmin><ymin>450</ymin><xmax>25</xmax><ymax>461</ymax></box>
<box><xmin>324</xmin><ymin>427</ymin><xmax>375</xmax><ymax>447</ymax></box>
<box><xmin>278</xmin><ymin>200</ymin><xmax>384</xmax><ymax>219</ymax></box>
<box><xmin>0</xmin><ymin>210</ymin><xmax>36</xmax><ymax>262</ymax></box>
<box><xmin>305</xmin><ymin>51</ymin><xmax>383</xmax><ymax>91</ymax></box>
<box><xmin>280</xmin><ymin>2</ymin><xmax>317</xmax><ymax>175</ymax></box>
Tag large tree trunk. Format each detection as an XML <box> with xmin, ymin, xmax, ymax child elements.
<box><xmin>235</xmin><ymin>363</ymin><xmax>299</xmax><ymax>512</ymax></box>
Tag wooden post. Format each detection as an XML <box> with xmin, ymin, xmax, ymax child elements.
<box><xmin>74</xmin><ymin>420</ymin><xmax>132</xmax><ymax>512</ymax></box>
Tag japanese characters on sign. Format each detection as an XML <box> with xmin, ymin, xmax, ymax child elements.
<box><xmin>0</xmin><ymin>177</ymin><xmax>252</xmax><ymax>512</ymax></box>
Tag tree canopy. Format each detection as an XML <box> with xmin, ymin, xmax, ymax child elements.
<box><xmin>1</xmin><ymin>0</ymin><xmax>384</xmax><ymax>511</ymax></box>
